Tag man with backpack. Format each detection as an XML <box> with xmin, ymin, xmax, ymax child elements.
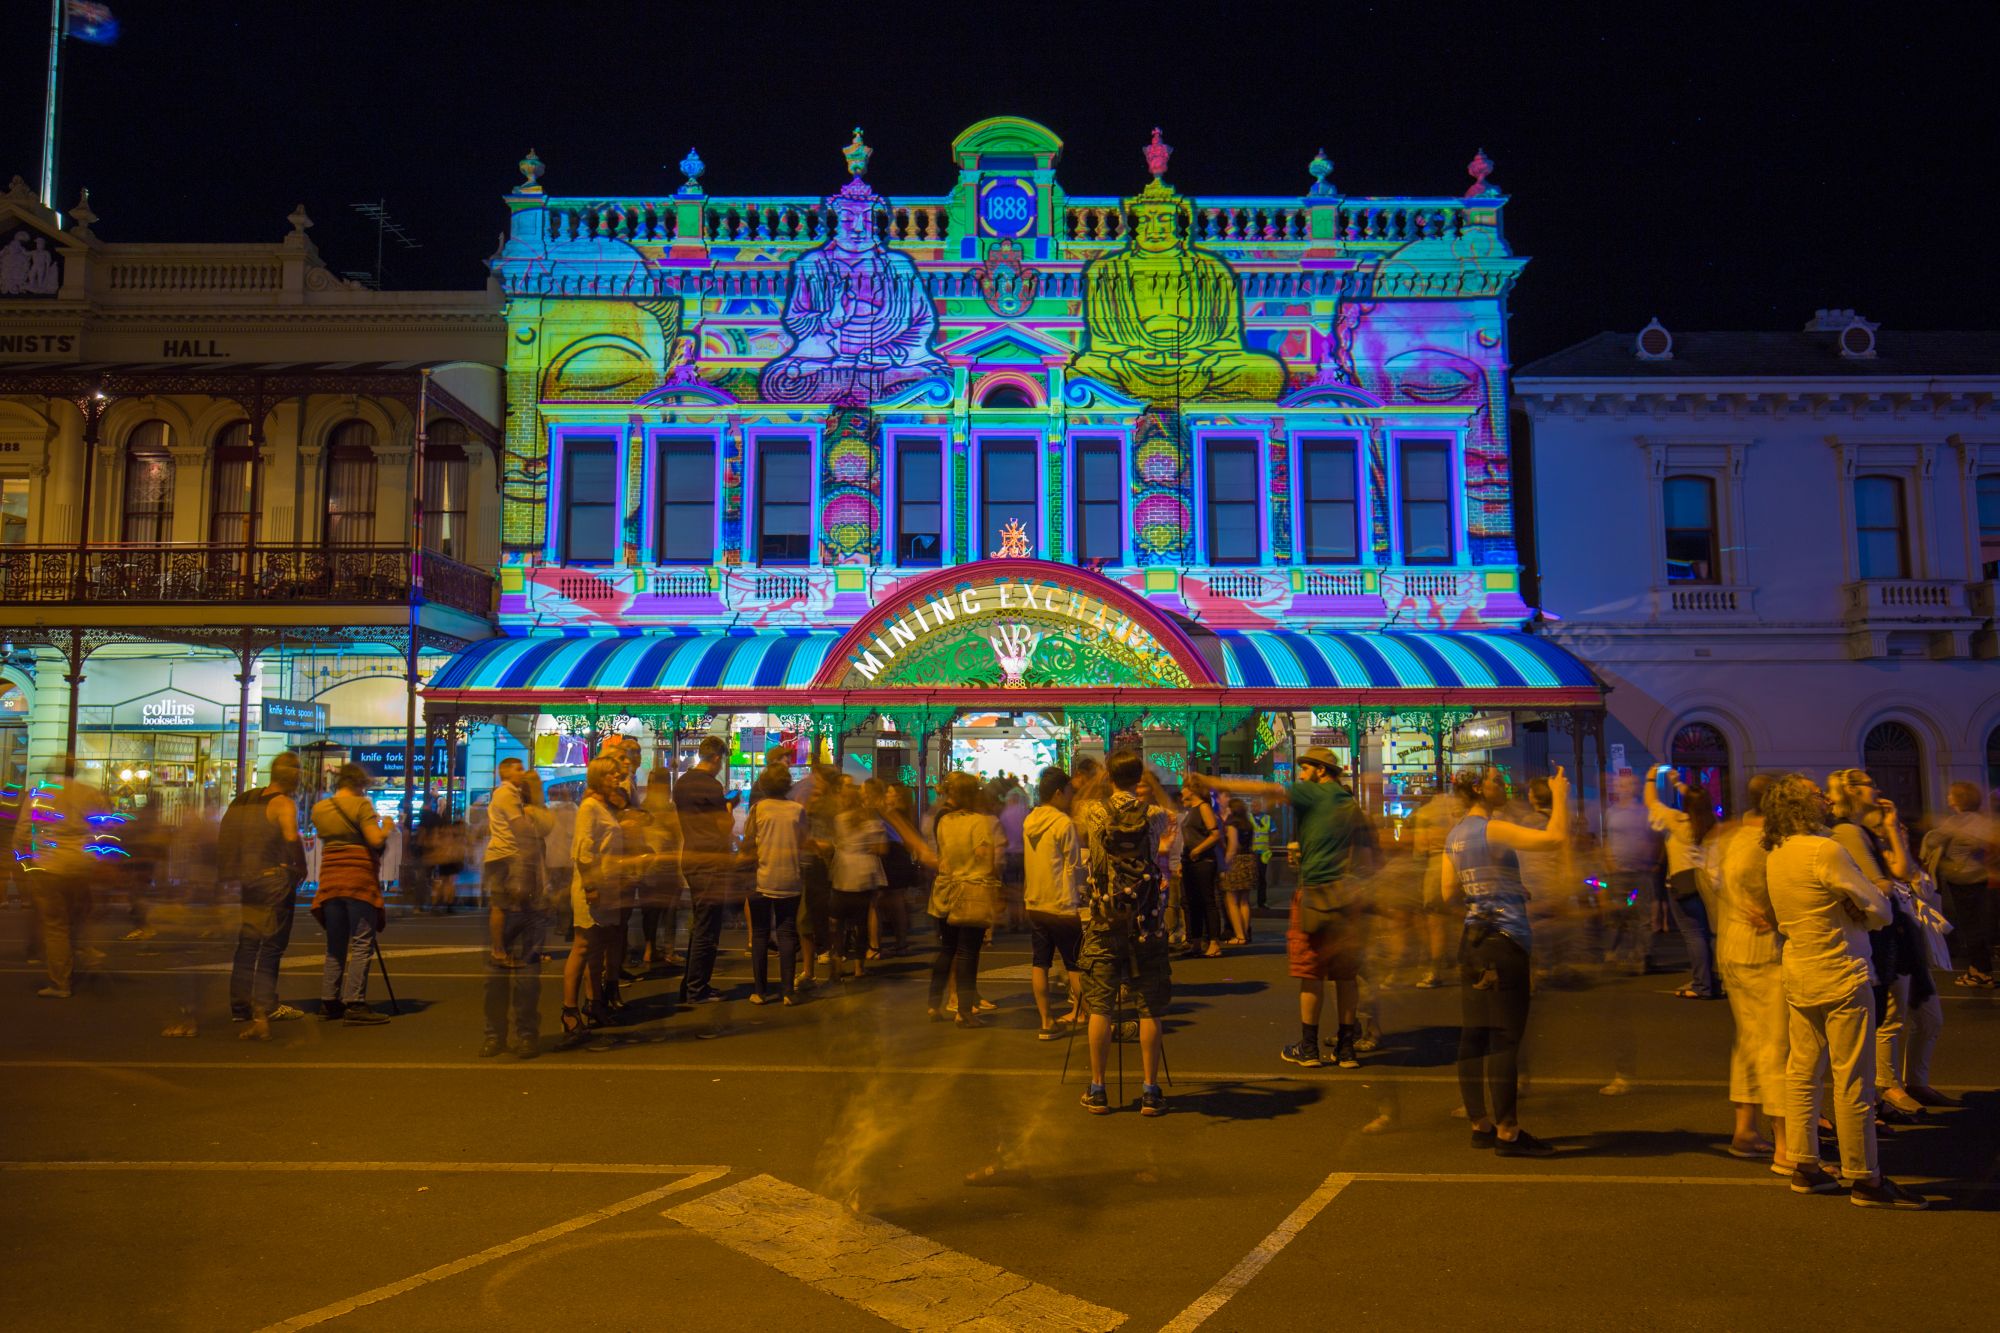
<box><xmin>221</xmin><ymin>751</ymin><xmax>309</xmax><ymax>1040</ymax></box>
<box><xmin>1074</xmin><ymin>751</ymin><xmax>1176</xmax><ymax>1116</ymax></box>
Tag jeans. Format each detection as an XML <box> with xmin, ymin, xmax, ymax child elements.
<box><xmin>1601</xmin><ymin>872</ymin><xmax>1653</xmax><ymax>968</ymax></box>
<box><xmin>30</xmin><ymin>873</ymin><xmax>90</xmax><ymax>991</ymax></box>
<box><xmin>680</xmin><ymin>878</ymin><xmax>727</xmax><ymax>997</ymax></box>
<box><xmin>230</xmin><ymin>870</ymin><xmax>298</xmax><ymax>1020</ymax></box>
<box><xmin>749</xmin><ymin>895</ymin><xmax>799</xmax><ymax>999</ymax></box>
<box><xmin>929</xmin><ymin>918</ymin><xmax>986</xmax><ymax>1013</ymax></box>
<box><xmin>318</xmin><ymin>897</ymin><xmax>376</xmax><ymax>1006</ymax></box>
<box><xmin>1944</xmin><ymin>881</ymin><xmax>1993</xmax><ymax>975</ymax></box>
<box><xmin>484</xmin><ymin>908</ymin><xmax>547</xmax><ymax>1044</ymax></box>
<box><xmin>1457</xmin><ymin>928</ymin><xmax>1532</xmax><ymax>1126</ymax></box>
<box><xmin>1667</xmin><ymin>890</ymin><xmax>1718</xmax><ymax>996</ymax></box>
<box><xmin>1785</xmin><ymin>987</ymin><xmax>1877</xmax><ymax>1181</ymax></box>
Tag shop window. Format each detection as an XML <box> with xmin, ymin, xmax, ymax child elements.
<box><xmin>656</xmin><ymin>435</ymin><xmax>717</xmax><ymax>565</ymax></box>
<box><xmin>893</xmin><ymin>437</ymin><xmax>943</xmax><ymax>566</ymax></box>
<box><xmin>561</xmin><ymin>438</ymin><xmax>618</xmax><ymax>564</ymax></box>
<box><xmin>120</xmin><ymin>419</ymin><xmax>175</xmax><ymax>544</ymax></box>
<box><xmin>323</xmin><ymin>419</ymin><xmax>378</xmax><ymax>547</ymax></box>
<box><xmin>1395</xmin><ymin>439</ymin><xmax>1452</xmax><ymax>565</ymax></box>
<box><xmin>1203</xmin><ymin>437</ymin><xmax>1260</xmax><ymax>566</ymax></box>
<box><xmin>1852</xmin><ymin>474</ymin><xmax>1908</xmax><ymax>580</ymax></box>
<box><xmin>1976</xmin><ymin>471</ymin><xmax>2000</xmax><ymax>576</ymax></box>
<box><xmin>208</xmin><ymin>421</ymin><xmax>258</xmax><ymax>546</ymax></box>
<box><xmin>1862</xmin><ymin>720</ymin><xmax>1923</xmax><ymax>814</ymax></box>
<box><xmin>1299</xmin><ymin>436</ymin><xmax>1359</xmax><ymax>565</ymax></box>
<box><xmin>979</xmin><ymin>438</ymin><xmax>1038</xmax><ymax>558</ymax></box>
<box><xmin>754</xmin><ymin>437</ymin><xmax>812</xmax><ymax>565</ymax></box>
<box><xmin>1662</xmin><ymin>475</ymin><xmax>1718</xmax><ymax>583</ymax></box>
<box><xmin>424</xmin><ymin>420</ymin><xmax>471</xmax><ymax>561</ymax></box>
<box><xmin>1669</xmin><ymin>721</ymin><xmax>1730</xmax><ymax>817</ymax></box>
<box><xmin>1073</xmin><ymin>437</ymin><xmax>1122</xmax><ymax>564</ymax></box>
<box><xmin>0</xmin><ymin>477</ymin><xmax>27</xmax><ymax>545</ymax></box>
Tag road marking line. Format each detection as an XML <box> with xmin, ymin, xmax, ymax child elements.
<box><xmin>251</xmin><ymin>1166</ymin><xmax>727</xmax><ymax>1331</ymax></box>
<box><xmin>667</xmin><ymin>1173</ymin><xmax>1126</xmax><ymax>1331</ymax></box>
<box><xmin>1160</xmin><ymin>1171</ymin><xmax>1353</xmax><ymax>1333</ymax></box>
<box><xmin>0</xmin><ymin>1160</ymin><xmax>726</xmax><ymax>1175</ymax></box>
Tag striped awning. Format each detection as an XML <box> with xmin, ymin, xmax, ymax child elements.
<box><xmin>1214</xmin><ymin>630</ymin><xmax>1594</xmax><ymax>693</ymax></box>
<box><xmin>428</xmin><ymin>630</ymin><xmax>840</xmax><ymax>695</ymax></box>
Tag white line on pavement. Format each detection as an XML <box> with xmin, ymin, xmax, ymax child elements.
<box><xmin>1160</xmin><ymin>1171</ymin><xmax>1353</xmax><ymax>1333</ymax></box>
<box><xmin>251</xmin><ymin>1166</ymin><xmax>728</xmax><ymax>1332</ymax></box>
<box><xmin>0</xmin><ymin>1160</ymin><xmax>727</xmax><ymax>1175</ymax></box>
<box><xmin>666</xmin><ymin>1173</ymin><xmax>1127</xmax><ymax>1332</ymax></box>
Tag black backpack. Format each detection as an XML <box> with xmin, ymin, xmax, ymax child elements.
<box><xmin>1096</xmin><ymin>801</ymin><xmax>1161</xmax><ymax>934</ymax></box>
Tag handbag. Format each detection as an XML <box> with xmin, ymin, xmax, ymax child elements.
<box><xmin>1902</xmin><ymin>873</ymin><xmax>1955</xmax><ymax>973</ymax></box>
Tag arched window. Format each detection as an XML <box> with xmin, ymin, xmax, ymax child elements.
<box><xmin>978</xmin><ymin>382</ymin><xmax>1034</xmax><ymax>409</ymax></box>
<box><xmin>1670</xmin><ymin>721</ymin><xmax>1731</xmax><ymax>816</ymax></box>
<box><xmin>1862</xmin><ymin>720</ymin><xmax>1923</xmax><ymax>815</ymax></box>
<box><xmin>120</xmin><ymin>420</ymin><xmax>175</xmax><ymax>543</ymax></box>
<box><xmin>209</xmin><ymin>421</ymin><xmax>258</xmax><ymax>545</ymax></box>
<box><xmin>423</xmin><ymin>419</ymin><xmax>470</xmax><ymax>560</ymax></box>
<box><xmin>323</xmin><ymin>420</ymin><xmax>378</xmax><ymax>546</ymax></box>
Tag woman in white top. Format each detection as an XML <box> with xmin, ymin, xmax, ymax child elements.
<box><xmin>1645</xmin><ymin>765</ymin><xmax>1720</xmax><ymax>999</ymax></box>
<box><xmin>1711</xmin><ymin>776</ymin><xmax>1790</xmax><ymax>1168</ymax></box>
<box><xmin>745</xmin><ymin>767</ymin><xmax>807</xmax><ymax>1005</ymax></box>
<box><xmin>562</xmin><ymin>759</ymin><xmax>654</xmax><ymax>1044</ymax></box>
<box><xmin>830</xmin><ymin>783</ymin><xmax>886</xmax><ymax>981</ymax></box>
<box><xmin>1761</xmin><ymin>773</ymin><xmax>1926</xmax><ymax>1208</ymax></box>
<box><xmin>928</xmin><ymin>772</ymin><xmax>1001</xmax><ymax>1028</ymax></box>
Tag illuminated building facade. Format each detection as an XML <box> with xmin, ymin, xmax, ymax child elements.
<box><xmin>435</xmin><ymin>119</ymin><xmax>1601</xmax><ymax>810</ymax></box>
<box><xmin>0</xmin><ymin>177</ymin><xmax>503</xmax><ymax>817</ymax></box>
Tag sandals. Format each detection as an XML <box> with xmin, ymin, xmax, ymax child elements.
<box><xmin>1954</xmin><ymin>972</ymin><xmax>1995</xmax><ymax>989</ymax></box>
<box><xmin>160</xmin><ymin>1021</ymin><xmax>197</xmax><ymax>1039</ymax></box>
<box><xmin>1672</xmin><ymin>987</ymin><xmax>1714</xmax><ymax>1000</ymax></box>
<box><xmin>1726</xmin><ymin>1139</ymin><xmax>1775</xmax><ymax>1160</ymax></box>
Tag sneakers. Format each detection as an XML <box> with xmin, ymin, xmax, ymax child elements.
<box><xmin>1494</xmin><ymin>1130</ymin><xmax>1556</xmax><ymax>1158</ymax></box>
<box><xmin>35</xmin><ymin>985</ymin><xmax>71</xmax><ymax>999</ymax></box>
<box><xmin>342</xmin><ymin>1003</ymin><xmax>389</xmax><ymax>1026</ymax></box>
<box><xmin>1139</xmin><ymin>1084</ymin><xmax>1166</xmax><ymax>1117</ymax></box>
<box><xmin>478</xmin><ymin>1035</ymin><xmax>506</xmax><ymax>1058</ymax></box>
<box><xmin>269</xmin><ymin>1004</ymin><xmax>307</xmax><ymax>1022</ymax></box>
<box><xmin>320</xmin><ymin>1002</ymin><xmax>347</xmax><ymax>1021</ymax></box>
<box><xmin>1280</xmin><ymin>1041</ymin><xmax>1325</xmax><ymax>1069</ymax></box>
<box><xmin>1413</xmin><ymin>971</ymin><xmax>1445</xmax><ymax>989</ymax></box>
<box><xmin>1080</xmin><ymin>1084</ymin><xmax>1110</xmax><ymax>1115</ymax></box>
<box><xmin>1332</xmin><ymin>1024</ymin><xmax>1360</xmax><ymax>1069</ymax></box>
<box><xmin>1850</xmin><ymin>1177</ymin><xmax>1928</xmax><ymax>1210</ymax></box>
<box><xmin>1789</xmin><ymin>1163</ymin><xmax>1841</xmax><ymax>1195</ymax></box>
<box><xmin>1470</xmin><ymin>1127</ymin><xmax>1498</xmax><ymax>1149</ymax></box>
<box><xmin>687</xmin><ymin>986</ymin><xmax>725</xmax><ymax>1004</ymax></box>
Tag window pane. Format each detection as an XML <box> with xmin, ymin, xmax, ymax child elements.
<box><xmin>757</xmin><ymin>443</ymin><xmax>811</xmax><ymax>564</ymax></box>
<box><xmin>1857</xmin><ymin>528</ymin><xmax>1905</xmax><ymax>580</ymax></box>
<box><xmin>1206</xmin><ymin>442</ymin><xmax>1259</xmax><ymax>563</ymax></box>
<box><xmin>1853</xmin><ymin>476</ymin><xmax>1901</xmax><ymax>529</ymax></box>
<box><xmin>1207</xmin><ymin>441</ymin><xmax>1256</xmax><ymax>501</ymax></box>
<box><xmin>1398</xmin><ymin>443</ymin><xmax>1452</xmax><ymax>563</ymax></box>
<box><xmin>658</xmin><ymin>441</ymin><xmax>715</xmax><ymax>563</ymax></box>
<box><xmin>1</xmin><ymin>478</ymin><xmax>29</xmax><ymax>545</ymax></box>
<box><xmin>982</xmin><ymin>442</ymin><xmax>1037</xmax><ymax>556</ymax></box>
<box><xmin>897</xmin><ymin>441</ymin><xmax>943</xmax><ymax>565</ymax></box>
<box><xmin>1075</xmin><ymin>441</ymin><xmax>1121</xmax><ymax>561</ymax></box>
<box><xmin>1664</xmin><ymin>530</ymin><xmax>1715</xmax><ymax>582</ymax></box>
<box><xmin>1402</xmin><ymin>503</ymin><xmax>1451</xmax><ymax>563</ymax></box>
<box><xmin>564</xmin><ymin>444</ymin><xmax>617</xmax><ymax>564</ymax></box>
<box><xmin>1212</xmin><ymin>503</ymin><xmax>1258</xmax><ymax>565</ymax></box>
<box><xmin>1400</xmin><ymin>442</ymin><xmax>1449</xmax><ymax>501</ymax></box>
<box><xmin>1662</xmin><ymin>477</ymin><xmax>1713</xmax><ymax>530</ymax></box>
<box><xmin>1978</xmin><ymin>473</ymin><xmax>2000</xmax><ymax>537</ymax></box>
<box><xmin>1302</xmin><ymin>441</ymin><xmax>1357</xmax><ymax>563</ymax></box>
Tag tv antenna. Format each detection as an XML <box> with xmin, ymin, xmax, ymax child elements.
<box><xmin>345</xmin><ymin>200</ymin><xmax>422</xmax><ymax>288</ymax></box>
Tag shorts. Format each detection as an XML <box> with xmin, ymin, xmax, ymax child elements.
<box><xmin>1420</xmin><ymin>855</ymin><xmax>1451</xmax><ymax>914</ymax></box>
<box><xmin>1287</xmin><ymin>893</ymin><xmax>1368</xmax><ymax>982</ymax></box>
<box><xmin>1079</xmin><ymin>924</ymin><xmax>1171</xmax><ymax>1018</ymax></box>
<box><xmin>1028</xmin><ymin>910</ymin><xmax>1082</xmax><ymax>971</ymax></box>
<box><xmin>481</xmin><ymin>856</ymin><xmax>535</xmax><ymax>912</ymax></box>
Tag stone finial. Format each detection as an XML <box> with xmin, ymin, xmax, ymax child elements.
<box><xmin>1464</xmin><ymin>148</ymin><xmax>1497</xmax><ymax>198</ymax></box>
<box><xmin>842</xmin><ymin>128</ymin><xmax>872</xmax><ymax>178</ymax></box>
<box><xmin>677</xmin><ymin>147</ymin><xmax>705</xmax><ymax>192</ymax></box>
<box><xmin>1308</xmin><ymin>147</ymin><xmax>1336</xmax><ymax>197</ymax></box>
<box><xmin>1144</xmin><ymin>127</ymin><xmax>1173</xmax><ymax>179</ymax></box>
<box><xmin>68</xmin><ymin>188</ymin><xmax>98</xmax><ymax>239</ymax></box>
<box><xmin>517</xmin><ymin>148</ymin><xmax>545</xmax><ymax>193</ymax></box>
<box><xmin>287</xmin><ymin>203</ymin><xmax>313</xmax><ymax>236</ymax></box>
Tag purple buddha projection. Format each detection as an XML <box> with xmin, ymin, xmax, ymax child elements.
<box><xmin>759</xmin><ymin>130</ymin><xmax>945</xmax><ymax>404</ymax></box>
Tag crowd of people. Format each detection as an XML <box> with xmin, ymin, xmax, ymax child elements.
<box><xmin>8</xmin><ymin>735</ymin><xmax>1994</xmax><ymax>1205</ymax></box>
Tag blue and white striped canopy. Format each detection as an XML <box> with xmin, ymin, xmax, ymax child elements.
<box><xmin>429</xmin><ymin>629</ymin><xmax>840</xmax><ymax>694</ymax></box>
<box><xmin>1215</xmin><ymin>630</ymin><xmax>1594</xmax><ymax>692</ymax></box>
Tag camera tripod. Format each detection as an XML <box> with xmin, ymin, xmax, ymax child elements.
<box><xmin>1058</xmin><ymin>935</ymin><xmax>1172</xmax><ymax>1103</ymax></box>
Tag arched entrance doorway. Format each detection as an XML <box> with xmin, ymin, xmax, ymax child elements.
<box><xmin>0</xmin><ymin>680</ymin><xmax>26</xmax><ymax>784</ymax></box>
<box><xmin>1862</xmin><ymin>721</ymin><xmax>1924</xmax><ymax>816</ymax></box>
<box><xmin>1670</xmin><ymin>721</ymin><xmax>1731</xmax><ymax>817</ymax></box>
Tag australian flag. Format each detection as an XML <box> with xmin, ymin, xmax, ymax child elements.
<box><xmin>65</xmin><ymin>0</ymin><xmax>119</xmax><ymax>44</ymax></box>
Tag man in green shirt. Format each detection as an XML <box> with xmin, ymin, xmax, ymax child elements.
<box><xmin>1190</xmin><ymin>747</ymin><xmax>1365</xmax><ymax>1069</ymax></box>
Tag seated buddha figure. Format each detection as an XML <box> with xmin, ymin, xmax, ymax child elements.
<box><xmin>1072</xmin><ymin>178</ymin><xmax>1286</xmax><ymax>404</ymax></box>
<box><xmin>760</xmin><ymin>175</ymin><xmax>945</xmax><ymax>403</ymax></box>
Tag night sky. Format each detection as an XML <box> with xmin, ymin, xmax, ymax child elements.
<box><xmin>2</xmin><ymin>0</ymin><xmax>1990</xmax><ymax>360</ymax></box>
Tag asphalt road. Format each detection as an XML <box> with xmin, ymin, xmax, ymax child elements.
<box><xmin>3</xmin><ymin>904</ymin><xmax>1995</xmax><ymax>1332</ymax></box>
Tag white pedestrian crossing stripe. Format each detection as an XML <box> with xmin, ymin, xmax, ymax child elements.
<box><xmin>667</xmin><ymin>1174</ymin><xmax>1126</xmax><ymax>1331</ymax></box>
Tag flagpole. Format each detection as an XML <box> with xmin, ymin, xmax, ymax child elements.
<box><xmin>40</xmin><ymin>0</ymin><xmax>61</xmax><ymax>211</ymax></box>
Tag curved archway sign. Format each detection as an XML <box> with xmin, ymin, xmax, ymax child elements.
<box><xmin>818</xmin><ymin>560</ymin><xmax>1217</xmax><ymax>691</ymax></box>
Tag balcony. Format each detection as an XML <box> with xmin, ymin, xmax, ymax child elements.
<box><xmin>1651</xmin><ymin>584</ymin><xmax>1759</xmax><ymax>619</ymax></box>
<box><xmin>0</xmin><ymin>544</ymin><xmax>494</xmax><ymax>620</ymax></box>
<box><xmin>1841</xmin><ymin>578</ymin><xmax>1981</xmax><ymax>659</ymax></box>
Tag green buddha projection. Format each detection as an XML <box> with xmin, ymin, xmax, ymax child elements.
<box><xmin>1073</xmin><ymin>177</ymin><xmax>1285</xmax><ymax>404</ymax></box>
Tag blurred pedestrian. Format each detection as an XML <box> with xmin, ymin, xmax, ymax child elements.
<box><xmin>484</xmin><ymin>759</ymin><xmax>544</xmax><ymax>966</ymax></box>
<box><xmin>481</xmin><ymin>758</ymin><xmax>553</xmax><ymax>1057</ymax></box>
<box><xmin>1924</xmin><ymin>782</ymin><xmax>1994</xmax><ymax>988</ymax></box>
<box><xmin>1409</xmin><ymin>787</ymin><xmax>1465</xmax><ymax>987</ymax></box>
<box><xmin>1023</xmin><ymin>766</ymin><xmax>1084</xmax><ymax>1040</ymax></box>
<box><xmin>1762</xmin><ymin>773</ymin><xmax>1926</xmax><ymax>1208</ymax></box>
<box><xmin>1073</xmin><ymin>753</ymin><xmax>1175</xmax><ymax>1114</ymax></box>
<box><xmin>1713</xmin><ymin>775</ymin><xmax>1790</xmax><ymax>1167</ymax></box>
<box><xmin>1599</xmin><ymin>770</ymin><xmax>1661</xmax><ymax>974</ymax></box>
<box><xmin>830</xmin><ymin>782</ymin><xmax>884</xmax><ymax>981</ymax></box>
<box><xmin>632</xmin><ymin>766</ymin><xmax>687</xmax><ymax>976</ymax></box>
<box><xmin>929</xmin><ymin>771</ymin><xmax>1001</xmax><ymax>1026</ymax></box>
<box><xmin>1220</xmin><ymin>797</ymin><xmax>1257</xmax><ymax>945</ymax></box>
<box><xmin>1178</xmin><ymin>782</ymin><xmax>1224</xmax><ymax>959</ymax></box>
<box><xmin>221</xmin><ymin>752</ymin><xmax>309</xmax><ymax>1039</ymax></box>
<box><xmin>308</xmin><ymin>763</ymin><xmax>391</xmax><ymax>1026</ymax></box>
<box><xmin>564</xmin><ymin>758</ymin><xmax>646</xmax><ymax>1044</ymax></box>
<box><xmin>745</xmin><ymin>765</ymin><xmax>808</xmax><ymax>1005</ymax></box>
<box><xmin>17</xmin><ymin>765</ymin><xmax>110</xmax><ymax>999</ymax></box>
<box><xmin>675</xmin><ymin>736</ymin><xmax>735</xmax><ymax>1003</ymax></box>
<box><xmin>1443</xmin><ymin>764</ymin><xmax>1571</xmax><ymax>1156</ymax></box>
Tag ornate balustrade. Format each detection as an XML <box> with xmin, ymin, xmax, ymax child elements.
<box><xmin>101</xmin><ymin>257</ymin><xmax>285</xmax><ymax>293</ymax></box>
<box><xmin>545</xmin><ymin>199</ymin><xmax>682</xmax><ymax>244</ymax></box>
<box><xmin>0</xmin><ymin>544</ymin><xmax>493</xmax><ymax>618</ymax></box>
<box><xmin>1060</xmin><ymin>196</ymin><xmax>1478</xmax><ymax>247</ymax></box>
